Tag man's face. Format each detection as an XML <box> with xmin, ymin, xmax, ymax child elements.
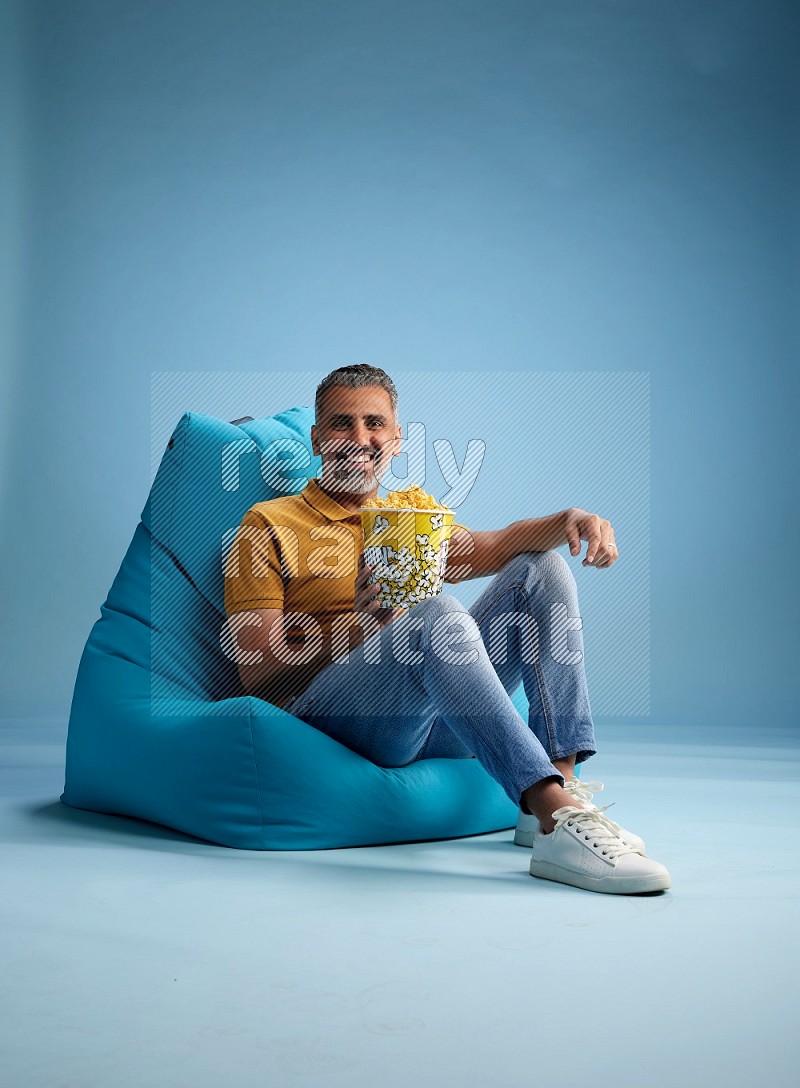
<box><xmin>311</xmin><ymin>384</ymin><xmax>402</xmax><ymax>496</ymax></box>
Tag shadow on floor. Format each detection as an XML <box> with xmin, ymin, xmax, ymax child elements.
<box><xmin>24</xmin><ymin>797</ymin><xmax>518</xmax><ymax>856</ymax></box>
<box><xmin>26</xmin><ymin>799</ymin><xmax>215</xmax><ymax>851</ymax></box>
<box><xmin>20</xmin><ymin>799</ymin><xmax>669</xmax><ymax>897</ymax></box>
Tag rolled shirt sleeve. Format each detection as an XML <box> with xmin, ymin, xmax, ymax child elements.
<box><xmin>224</xmin><ymin>509</ymin><xmax>286</xmax><ymax>613</ymax></box>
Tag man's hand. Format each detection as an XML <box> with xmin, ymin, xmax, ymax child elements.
<box><xmin>355</xmin><ymin>552</ymin><xmax>405</xmax><ymax>626</ymax></box>
<box><xmin>565</xmin><ymin>508</ymin><xmax>619</xmax><ymax>569</ymax></box>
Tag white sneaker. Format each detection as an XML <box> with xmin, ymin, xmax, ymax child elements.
<box><xmin>528</xmin><ymin>806</ymin><xmax>671</xmax><ymax>895</ymax></box>
<box><xmin>514</xmin><ymin>778</ymin><xmax>646</xmax><ymax>854</ymax></box>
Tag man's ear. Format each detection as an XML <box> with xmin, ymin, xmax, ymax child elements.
<box><xmin>310</xmin><ymin>423</ymin><xmax>319</xmax><ymax>457</ymax></box>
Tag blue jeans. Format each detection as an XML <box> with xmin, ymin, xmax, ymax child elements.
<box><xmin>282</xmin><ymin>551</ymin><xmax>598</xmax><ymax>809</ymax></box>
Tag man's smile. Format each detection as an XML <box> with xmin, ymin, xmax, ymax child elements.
<box><xmin>335</xmin><ymin>449</ymin><xmax>378</xmax><ymax>467</ymax></box>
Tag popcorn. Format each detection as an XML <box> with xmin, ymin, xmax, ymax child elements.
<box><xmin>362</xmin><ymin>484</ymin><xmax>450</xmax><ymax>512</ymax></box>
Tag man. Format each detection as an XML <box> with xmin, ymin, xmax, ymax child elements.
<box><xmin>224</xmin><ymin>364</ymin><xmax>670</xmax><ymax>895</ymax></box>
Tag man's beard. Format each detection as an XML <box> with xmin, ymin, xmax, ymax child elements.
<box><xmin>324</xmin><ymin>449</ymin><xmax>382</xmax><ymax>493</ymax></box>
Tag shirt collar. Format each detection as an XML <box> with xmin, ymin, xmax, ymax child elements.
<box><xmin>302</xmin><ymin>477</ymin><xmax>362</xmax><ymax>522</ymax></box>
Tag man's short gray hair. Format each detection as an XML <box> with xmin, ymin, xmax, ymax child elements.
<box><xmin>315</xmin><ymin>364</ymin><xmax>398</xmax><ymax>424</ymax></box>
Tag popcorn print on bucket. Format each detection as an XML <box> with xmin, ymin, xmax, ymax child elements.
<box><xmin>360</xmin><ymin>485</ymin><xmax>456</xmax><ymax>609</ymax></box>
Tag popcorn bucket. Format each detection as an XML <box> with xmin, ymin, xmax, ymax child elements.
<box><xmin>360</xmin><ymin>507</ymin><xmax>455</xmax><ymax>608</ymax></box>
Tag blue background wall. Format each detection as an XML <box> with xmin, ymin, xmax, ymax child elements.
<box><xmin>1</xmin><ymin>0</ymin><xmax>797</xmax><ymax>730</ymax></box>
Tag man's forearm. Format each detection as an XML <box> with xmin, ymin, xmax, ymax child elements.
<box><xmin>500</xmin><ymin>509</ymin><xmax>572</xmax><ymax>563</ymax></box>
<box><xmin>446</xmin><ymin>509</ymin><xmax>574</xmax><ymax>582</ymax></box>
<box><xmin>244</xmin><ymin>611</ymin><xmax>376</xmax><ymax>708</ymax></box>
<box><xmin>246</xmin><ymin>654</ymin><xmax>331</xmax><ymax>709</ymax></box>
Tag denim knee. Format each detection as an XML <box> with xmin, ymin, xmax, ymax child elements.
<box><xmin>501</xmin><ymin>550</ymin><xmax>576</xmax><ymax>594</ymax></box>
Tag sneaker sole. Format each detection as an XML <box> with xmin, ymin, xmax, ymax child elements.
<box><xmin>529</xmin><ymin>859</ymin><xmax>671</xmax><ymax>895</ymax></box>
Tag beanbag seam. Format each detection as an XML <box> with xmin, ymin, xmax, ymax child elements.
<box><xmin>246</xmin><ymin>697</ymin><xmax>266</xmax><ymax>847</ymax></box>
<box><xmin>164</xmin><ymin>412</ymin><xmax>191</xmax><ymax>552</ymax></box>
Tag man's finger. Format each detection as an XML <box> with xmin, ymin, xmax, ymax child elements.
<box><xmin>584</xmin><ymin>529</ymin><xmax>602</xmax><ymax>564</ymax></box>
<box><xmin>598</xmin><ymin>533</ymin><xmax>616</xmax><ymax>565</ymax></box>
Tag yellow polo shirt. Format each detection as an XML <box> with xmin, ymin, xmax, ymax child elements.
<box><xmin>223</xmin><ymin>477</ymin><xmax>470</xmax><ymax>666</ymax></box>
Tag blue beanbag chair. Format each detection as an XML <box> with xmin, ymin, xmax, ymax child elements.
<box><xmin>61</xmin><ymin>407</ymin><xmax>525</xmax><ymax>849</ymax></box>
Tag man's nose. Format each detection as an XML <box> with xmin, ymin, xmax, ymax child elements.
<box><xmin>349</xmin><ymin>426</ymin><xmax>373</xmax><ymax>450</ymax></box>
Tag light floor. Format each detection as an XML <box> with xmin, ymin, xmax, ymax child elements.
<box><xmin>2</xmin><ymin>718</ymin><xmax>798</xmax><ymax>1088</ymax></box>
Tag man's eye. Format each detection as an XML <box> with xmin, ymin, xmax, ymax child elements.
<box><xmin>330</xmin><ymin>420</ymin><xmax>383</xmax><ymax>428</ymax></box>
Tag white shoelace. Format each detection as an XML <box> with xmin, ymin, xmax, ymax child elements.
<box><xmin>564</xmin><ymin>778</ymin><xmax>630</xmax><ymax>840</ymax></box>
<box><xmin>550</xmin><ymin>806</ymin><xmax>638</xmax><ymax>859</ymax></box>
<box><xmin>563</xmin><ymin>778</ymin><xmax>605</xmax><ymax>805</ymax></box>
